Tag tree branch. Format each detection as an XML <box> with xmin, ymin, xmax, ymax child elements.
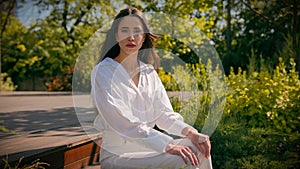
<box><xmin>239</xmin><ymin>0</ymin><xmax>271</xmax><ymax>21</ymax></box>
<box><xmin>69</xmin><ymin>2</ymin><xmax>93</xmax><ymax>34</ymax></box>
<box><xmin>239</xmin><ymin>0</ymin><xmax>285</xmax><ymax>32</ymax></box>
<box><xmin>62</xmin><ymin>0</ymin><xmax>69</xmax><ymax>33</ymax></box>
<box><xmin>1</xmin><ymin>0</ymin><xmax>16</xmax><ymax>38</ymax></box>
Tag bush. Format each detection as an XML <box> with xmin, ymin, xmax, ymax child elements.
<box><xmin>163</xmin><ymin>58</ymin><xmax>226</xmax><ymax>136</ymax></box>
<box><xmin>225</xmin><ymin>57</ymin><xmax>300</xmax><ymax>133</ymax></box>
<box><xmin>1</xmin><ymin>73</ymin><xmax>17</xmax><ymax>91</ymax></box>
<box><xmin>45</xmin><ymin>66</ymin><xmax>73</xmax><ymax>91</ymax></box>
<box><xmin>164</xmin><ymin>57</ymin><xmax>300</xmax><ymax>168</ymax></box>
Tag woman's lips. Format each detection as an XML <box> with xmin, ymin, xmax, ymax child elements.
<box><xmin>126</xmin><ymin>44</ymin><xmax>136</xmax><ymax>48</ymax></box>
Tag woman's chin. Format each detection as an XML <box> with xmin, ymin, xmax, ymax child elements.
<box><xmin>124</xmin><ymin>49</ymin><xmax>139</xmax><ymax>56</ymax></box>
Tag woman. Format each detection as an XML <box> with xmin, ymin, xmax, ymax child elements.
<box><xmin>91</xmin><ymin>7</ymin><xmax>213</xmax><ymax>169</ymax></box>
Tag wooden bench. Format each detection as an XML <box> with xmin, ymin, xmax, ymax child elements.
<box><xmin>0</xmin><ymin>92</ymin><xmax>102</xmax><ymax>169</ymax></box>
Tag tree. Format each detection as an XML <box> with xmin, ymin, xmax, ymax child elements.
<box><xmin>0</xmin><ymin>0</ymin><xmax>17</xmax><ymax>91</ymax></box>
<box><xmin>124</xmin><ymin>0</ymin><xmax>220</xmax><ymax>64</ymax></box>
<box><xmin>2</xmin><ymin>0</ymin><xmax>118</xmax><ymax>90</ymax></box>
<box><xmin>218</xmin><ymin>0</ymin><xmax>300</xmax><ymax>72</ymax></box>
<box><xmin>31</xmin><ymin>0</ymin><xmax>116</xmax><ymax>90</ymax></box>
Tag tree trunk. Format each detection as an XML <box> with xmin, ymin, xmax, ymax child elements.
<box><xmin>292</xmin><ymin>0</ymin><xmax>300</xmax><ymax>71</ymax></box>
<box><xmin>0</xmin><ymin>0</ymin><xmax>17</xmax><ymax>91</ymax></box>
<box><xmin>226</xmin><ymin>0</ymin><xmax>232</xmax><ymax>52</ymax></box>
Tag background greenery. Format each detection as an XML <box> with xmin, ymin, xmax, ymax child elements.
<box><xmin>168</xmin><ymin>57</ymin><xmax>299</xmax><ymax>168</ymax></box>
<box><xmin>1</xmin><ymin>0</ymin><xmax>299</xmax><ymax>168</ymax></box>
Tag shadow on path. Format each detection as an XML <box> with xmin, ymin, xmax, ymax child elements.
<box><xmin>0</xmin><ymin>107</ymin><xmax>79</xmax><ymax>138</ymax></box>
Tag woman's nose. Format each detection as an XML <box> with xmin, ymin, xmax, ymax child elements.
<box><xmin>127</xmin><ymin>33</ymin><xmax>134</xmax><ymax>41</ymax></box>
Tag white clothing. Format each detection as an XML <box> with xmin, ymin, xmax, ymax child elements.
<box><xmin>100</xmin><ymin>138</ymin><xmax>213</xmax><ymax>169</ymax></box>
<box><xmin>91</xmin><ymin>57</ymin><xmax>213</xmax><ymax>168</ymax></box>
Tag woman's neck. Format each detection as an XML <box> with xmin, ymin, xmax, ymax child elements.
<box><xmin>114</xmin><ymin>52</ymin><xmax>139</xmax><ymax>76</ymax></box>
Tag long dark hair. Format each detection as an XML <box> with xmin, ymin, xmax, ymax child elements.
<box><xmin>98</xmin><ymin>7</ymin><xmax>159</xmax><ymax>68</ymax></box>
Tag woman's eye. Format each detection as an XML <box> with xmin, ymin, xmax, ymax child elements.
<box><xmin>134</xmin><ymin>29</ymin><xmax>142</xmax><ymax>34</ymax></box>
<box><xmin>121</xmin><ymin>29</ymin><xmax>128</xmax><ymax>33</ymax></box>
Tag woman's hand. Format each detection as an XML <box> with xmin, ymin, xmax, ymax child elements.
<box><xmin>183</xmin><ymin>127</ymin><xmax>211</xmax><ymax>158</ymax></box>
<box><xmin>165</xmin><ymin>143</ymin><xmax>199</xmax><ymax>167</ymax></box>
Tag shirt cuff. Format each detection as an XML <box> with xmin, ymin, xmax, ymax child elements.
<box><xmin>168</xmin><ymin>120</ymin><xmax>191</xmax><ymax>137</ymax></box>
<box><xmin>142</xmin><ymin>131</ymin><xmax>173</xmax><ymax>152</ymax></box>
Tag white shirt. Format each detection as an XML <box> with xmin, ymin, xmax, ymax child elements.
<box><xmin>91</xmin><ymin>57</ymin><xmax>190</xmax><ymax>157</ymax></box>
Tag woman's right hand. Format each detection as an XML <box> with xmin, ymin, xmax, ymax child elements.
<box><xmin>165</xmin><ymin>143</ymin><xmax>199</xmax><ymax>167</ymax></box>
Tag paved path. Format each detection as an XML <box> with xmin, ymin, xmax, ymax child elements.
<box><xmin>0</xmin><ymin>92</ymin><xmax>101</xmax><ymax>168</ymax></box>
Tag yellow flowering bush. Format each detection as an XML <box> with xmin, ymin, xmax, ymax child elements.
<box><xmin>1</xmin><ymin>73</ymin><xmax>17</xmax><ymax>91</ymax></box>
<box><xmin>16</xmin><ymin>44</ymin><xmax>26</xmax><ymax>52</ymax></box>
<box><xmin>162</xmin><ymin>57</ymin><xmax>300</xmax><ymax>168</ymax></box>
<box><xmin>225</xmin><ymin>57</ymin><xmax>300</xmax><ymax>133</ymax></box>
<box><xmin>157</xmin><ymin>68</ymin><xmax>178</xmax><ymax>91</ymax></box>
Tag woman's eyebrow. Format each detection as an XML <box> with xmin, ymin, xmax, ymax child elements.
<box><xmin>120</xmin><ymin>27</ymin><xmax>142</xmax><ymax>29</ymax></box>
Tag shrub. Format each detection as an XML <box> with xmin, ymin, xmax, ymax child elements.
<box><xmin>1</xmin><ymin>73</ymin><xmax>17</xmax><ymax>91</ymax></box>
<box><xmin>225</xmin><ymin>57</ymin><xmax>300</xmax><ymax>133</ymax></box>
<box><xmin>164</xmin><ymin>58</ymin><xmax>226</xmax><ymax>136</ymax></box>
<box><xmin>165</xmin><ymin>57</ymin><xmax>300</xmax><ymax>168</ymax></box>
<box><xmin>45</xmin><ymin>66</ymin><xmax>73</xmax><ymax>91</ymax></box>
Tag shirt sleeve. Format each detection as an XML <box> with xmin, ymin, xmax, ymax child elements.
<box><xmin>91</xmin><ymin>66</ymin><xmax>173</xmax><ymax>153</ymax></box>
<box><xmin>152</xmin><ymin>70</ymin><xmax>192</xmax><ymax>137</ymax></box>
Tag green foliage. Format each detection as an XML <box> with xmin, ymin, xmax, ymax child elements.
<box><xmin>162</xmin><ymin>58</ymin><xmax>226</xmax><ymax>136</ymax></box>
<box><xmin>165</xmin><ymin>57</ymin><xmax>299</xmax><ymax>168</ymax></box>
<box><xmin>72</xmin><ymin>30</ymin><xmax>103</xmax><ymax>92</ymax></box>
<box><xmin>214</xmin><ymin>0</ymin><xmax>300</xmax><ymax>72</ymax></box>
<box><xmin>1</xmin><ymin>0</ymin><xmax>117</xmax><ymax>91</ymax></box>
<box><xmin>211</xmin><ymin>122</ymin><xmax>299</xmax><ymax>169</ymax></box>
<box><xmin>1</xmin><ymin>73</ymin><xmax>17</xmax><ymax>91</ymax></box>
<box><xmin>226</xmin><ymin>57</ymin><xmax>300</xmax><ymax>133</ymax></box>
<box><xmin>158</xmin><ymin>68</ymin><xmax>179</xmax><ymax>91</ymax></box>
<box><xmin>0</xmin><ymin>120</ymin><xmax>17</xmax><ymax>134</ymax></box>
<box><xmin>1</xmin><ymin>16</ymin><xmax>34</xmax><ymax>86</ymax></box>
<box><xmin>277</xmin><ymin>32</ymin><xmax>300</xmax><ymax>70</ymax></box>
<box><xmin>217</xmin><ymin>57</ymin><xmax>299</xmax><ymax>168</ymax></box>
<box><xmin>28</xmin><ymin>0</ymin><xmax>106</xmax><ymax>91</ymax></box>
<box><xmin>138</xmin><ymin>0</ymin><xmax>219</xmax><ymax>65</ymax></box>
<box><xmin>2</xmin><ymin>0</ymin><xmax>299</xmax><ymax>90</ymax></box>
<box><xmin>2</xmin><ymin>156</ymin><xmax>49</xmax><ymax>169</ymax></box>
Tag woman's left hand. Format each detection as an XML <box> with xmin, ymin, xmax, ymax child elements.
<box><xmin>183</xmin><ymin>127</ymin><xmax>211</xmax><ymax>158</ymax></box>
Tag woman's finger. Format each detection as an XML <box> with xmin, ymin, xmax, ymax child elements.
<box><xmin>194</xmin><ymin>141</ymin><xmax>202</xmax><ymax>152</ymax></box>
<box><xmin>185</xmin><ymin>146</ymin><xmax>193</xmax><ymax>153</ymax></box>
<box><xmin>187</xmin><ymin>146</ymin><xmax>199</xmax><ymax>166</ymax></box>
<box><xmin>203</xmin><ymin>140</ymin><xmax>211</xmax><ymax>158</ymax></box>
<box><xmin>180</xmin><ymin>150</ymin><xmax>189</xmax><ymax>164</ymax></box>
<box><xmin>183</xmin><ymin>147</ymin><xmax>198</xmax><ymax>166</ymax></box>
<box><xmin>182</xmin><ymin>147</ymin><xmax>195</xmax><ymax>166</ymax></box>
<box><xmin>190</xmin><ymin>150</ymin><xmax>199</xmax><ymax>166</ymax></box>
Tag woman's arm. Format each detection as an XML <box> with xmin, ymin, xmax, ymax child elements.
<box><xmin>151</xmin><ymin>69</ymin><xmax>211</xmax><ymax>159</ymax></box>
<box><xmin>152</xmin><ymin>70</ymin><xmax>191</xmax><ymax>137</ymax></box>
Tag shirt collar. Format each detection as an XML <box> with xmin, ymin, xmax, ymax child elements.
<box><xmin>101</xmin><ymin>57</ymin><xmax>154</xmax><ymax>74</ymax></box>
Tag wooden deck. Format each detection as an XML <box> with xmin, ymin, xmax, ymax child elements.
<box><xmin>0</xmin><ymin>92</ymin><xmax>102</xmax><ymax>169</ymax></box>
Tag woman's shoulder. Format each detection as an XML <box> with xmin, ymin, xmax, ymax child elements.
<box><xmin>93</xmin><ymin>57</ymin><xmax>117</xmax><ymax>70</ymax></box>
<box><xmin>139</xmin><ymin>61</ymin><xmax>156</xmax><ymax>73</ymax></box>
<box><xmin>91</xmin><ymin>58</ymin><xmax>118</xmax><ymax>78</ymax></box>
<box><xmin>98</xmin><ymin>57</ymin><xmax>117</xmax><ymax>67</ymax></box>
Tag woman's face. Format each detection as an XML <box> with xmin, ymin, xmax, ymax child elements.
<box><xmin>116</xmin><ymin>16</ymin><xmax>145</xmax><ymax>56</ymax></box>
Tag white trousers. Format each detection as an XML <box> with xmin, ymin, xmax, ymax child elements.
<box><xmin>99</xmin><ymin>138</ymin><xmax>213</xmax><ymax>169</ymax></box>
